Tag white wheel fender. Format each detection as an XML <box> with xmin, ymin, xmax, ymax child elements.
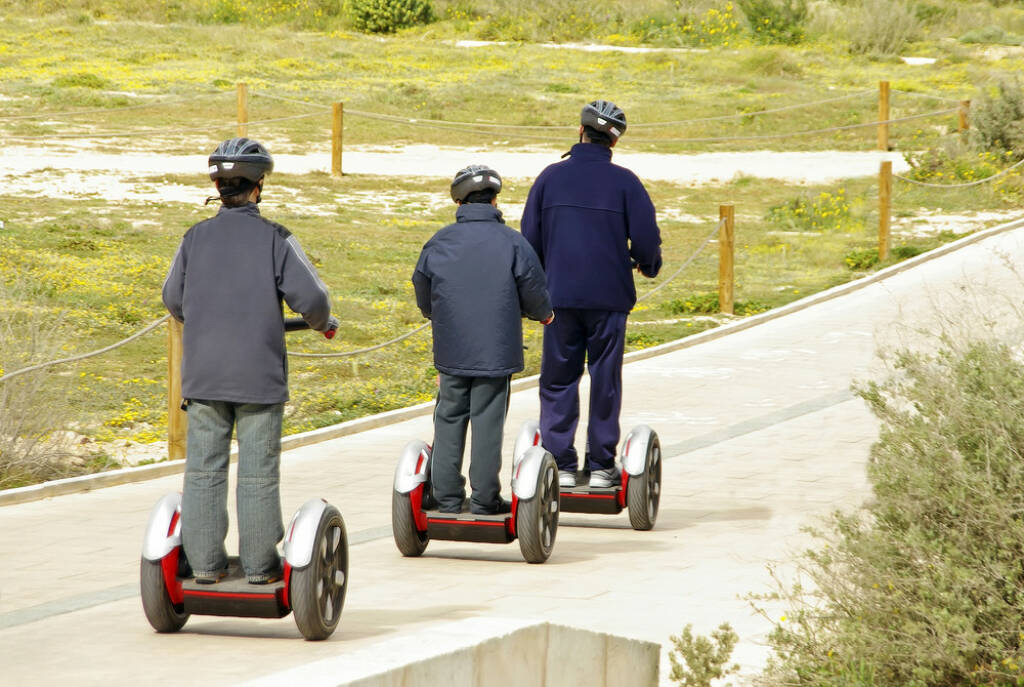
<box><xmin>512</xmin><ymin>420</ymin><xmax>541</xmax><ymax>465</ymax></box>
<box><xmin>283</xmin><ymin>498</ymin><xmax>330</xmax><ymax>569</ymax></box>
<box><xmin>511</xmin><ymin>446</ymin><xmax>551</xmax><ymax>500</ymax></box>
<box><xmin>142</xmin><ymin>492</ymin><xmax>182</xmax><ymax>562</ymax></box>
<box><xmin>394</xmin><ymin>440</ymin><xmax>431</xmax><ymax>494</ymax></box>
<box><xmin>621</xmin><ymin>425</ymin><xmax>655</xmax><ymax>477</ymax></box>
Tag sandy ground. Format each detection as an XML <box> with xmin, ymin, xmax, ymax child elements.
<box><xmin>0</xmin><ymin>144</ymin><xmax>910</xmax><ymax>205</ymax></box>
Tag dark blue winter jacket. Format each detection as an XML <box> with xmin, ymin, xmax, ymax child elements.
<box><xmin>413</xmin><ymin>203</ymin><xmax>553</xmax><ymax>377</ymax></box>
<box><xmin>520</xmin><ymin>143</ymin><xmax>662</xmax><ymax>312</ymax></box>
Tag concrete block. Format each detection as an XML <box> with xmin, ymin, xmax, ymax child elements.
<box><xmin>546</xmin><ymin>624</ymin><xmax>607</xmax><ymax>687</ymax></box>
<box><xmin>606</xmin><ymin>631</ymin><xmax>660</xmax><ymax>687</ymax></box>
<box><xmin>473</xmin><ymin>623</ymin><xmax>547</xmax><ymax>687</ymax></box>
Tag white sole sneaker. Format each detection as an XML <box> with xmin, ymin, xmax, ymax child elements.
<box><xmin>588</xmin><ymin>468</ymin><xmax>620</xmax><ymax>488</ymax></box>
<box><xmin>558</xmin><ymin>470</ymin><xmax>577</xmax><ymax>488</ymax></box>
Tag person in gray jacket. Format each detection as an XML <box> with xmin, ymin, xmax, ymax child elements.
<box><xmin>162</xmin><ymin>137</ymin><xmax>335</xmax><ymax>584</ymax></box>
<box><xmin>413</xmin><ymin>165</ymin><xmax>553</xmax><ymax>515</ymax></box>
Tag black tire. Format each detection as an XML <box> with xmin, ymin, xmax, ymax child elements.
<box><xmin>392</xmin><ymin>489</ymin><xmax>429</xmax><ymax>557</ymax></box>
<box><xmin>291</xmin><ymin>506</ymin><xmax>348</xmax><ymax>641</ymax></box>
<box><xmin>627</xmin><ymin>432</ymin><xmax>662</xmax><ymax>531</ymax></box>
<box><xmin>517</xmin><ymin>455</ymin><xmax>559</xmax><ymax>564</ymax></box>
<box><xmin>140</xmin><ymin>556</ymin><xmax>189</xmax><ymax>633</ymax></box>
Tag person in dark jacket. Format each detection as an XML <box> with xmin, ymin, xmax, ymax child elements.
<box><xmin>162</xmin><ymin>137</ymin><xmax>335</xmax><ymax>584</ymax></box>
<box><xmin>413</xmin><ymin>165</ymin><xmax>553</xmax><ymax>514</ymax></box>
<box><xmin>521</xmin><ymin>100</ymin><xmax>662</xmax><ymax>489</ymax></box>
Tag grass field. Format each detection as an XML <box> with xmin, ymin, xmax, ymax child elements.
<box><xmin>0</xmin><ymin>1</ymin><xmax>1022</xmax><ymax>480</ymax></box>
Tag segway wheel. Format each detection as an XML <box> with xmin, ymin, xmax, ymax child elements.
<box><xmin>290</xmin><ymin>505</ymin><xmax>348</xmax><ymax>641</ymax></box>
<box><xmin>392</xmin><ymin>490</ymin><xmax>428</xmax><ymax>557</ymax></box>
<box><xmin>627</xmin><ymin>432</ymin><xmax>662</xmax><ymax>531</ymax></box>
<box><xmin>140</xmin><ymin>557</ymin><xmax>189</xmax><ymax>633</ymax></box>
<box><xmin>517</xmin><ymin>454</ymin><xmax>559</xmax><ymax>564</ymax></box>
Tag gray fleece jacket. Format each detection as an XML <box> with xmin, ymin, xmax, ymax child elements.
<box><xmin>162</xmin><ymin>203</ymin><xmax>331</xmax><ymax>404</ymax></box>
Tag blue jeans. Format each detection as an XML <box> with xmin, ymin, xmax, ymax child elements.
<box><xmin>181</xmin><ymin>400</ymin><xmax>285</xmax><ymax>580</ymax></box>
<box><xmin>539</xmin><ymin>308</ymin><xmax>628</xmax><ymax>472</ymax></box>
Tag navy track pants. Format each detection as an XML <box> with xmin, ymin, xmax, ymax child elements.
<box><xmin>539</xmin><ymin>308</ymin><xmax>628</xmax><ymax>472</ymax></box>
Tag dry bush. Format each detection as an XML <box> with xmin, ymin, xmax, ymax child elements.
<box><xmin>846</xmin><ymin>0</ymin><xmax>919</xmax><ymax>55</ymax></box>
<box><xmin>0</xmin><ymin>288</ymin><xmax>76</xmax><ymax>489</ymax></box>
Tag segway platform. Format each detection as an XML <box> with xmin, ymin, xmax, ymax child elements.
<box><xmin>392</xmin><ymin>441</ymin><xmax>560</xmax><ymax>563</ymax></box>
<box><xmin>514</xmin><ymin>421</ymin><xmax>662</xmax><ymax>531</ymax></box>
<box><xmin>423</xmin><ymin>508</ymin><xmax>515</xmax><ymax>544</ymax></box>
<box><xmin>180</xmin><ymin>557</ymin><xmax>288</xmax><ymax>618</ymax></box>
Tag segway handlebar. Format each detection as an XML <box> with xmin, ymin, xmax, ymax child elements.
<box><xmin>284</xmin><ymin>316</ymin><xmax>339</xmax><ymax>339</ymax></box>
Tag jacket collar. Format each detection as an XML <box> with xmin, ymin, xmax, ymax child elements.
<box><xmin>567</xmin><ymin>142</ymin><xmax>613</xmax><ymax>162</ymax></box>
<box><xmin>217</xmin><ymin>202</ymin><xmax>261</xmax><ymax>217</ymax></box>
<box><xmin>455</xmin><ymin>203</ymin><xmax>505</xmax><ymax>224</ymax></box>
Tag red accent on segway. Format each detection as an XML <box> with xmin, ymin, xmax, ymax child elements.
<box><xmin>508</xmin><ymin>494</ymin><xmax>519</xmax><ymax>537</ymax></box>
<box><xmin>282</xmin><ymin>562</ymin><xmax>293</xmax><ymax>610</ymax></box>
<box><xmin>167</xmin><ymin>510</ymin><xmax>181</xmax><ymax>537</ymax></box>
<box><xmin>427</xmin><ymin>518</ymin><xmax>504</xmax><ymax>528</ymax></box>
<box><xmin>324</xmin><ymin>328</ymin><xmax>336</xmax><ymax>339</ymax></box>
<box><xmin>532</xmin><ymin>431</ymin><xmax>540</xmax><ymax>446</ymax></box>
<box><xmin>184</xmin><ymin>589</ymin><xmax>278</xmax><ymax>601</ymax></box>
<box><xmin>618</xmin><ymin>472</ymin><xmax>629</xmax><ymax>508</ymax></box>
<box><xmin>161</xmin><ymin>549</ymin><xmax>185</xmax><ymax>606</ymax></box>
<box><xmin>415</xmin><ymin>450</ymin><xmax>427</xmax><ymax>474</ymax></box>
<box><xmin>409</xmin><ymin>484</ymin><xmax>429</xmax><ymax>532</ymax></box>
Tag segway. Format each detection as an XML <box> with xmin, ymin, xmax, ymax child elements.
<box><xmin>391</xmin><ymin>440</ymin><xmax>560</xmax><ymax>563</ymax></box>
<box><xmin>140</xmin><ymin>318</ymin><xmax>348</xmax><ymax>641</ymax></box>
<box><xmin>513</xmin><ymin>421</ymin><xmax>661</xmax><ymax>531</ymax></box>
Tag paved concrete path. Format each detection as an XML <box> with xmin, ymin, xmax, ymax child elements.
<box><xmin>2</xmin><ymin>223</ymin><xmax>1023</xmax><ymax>686</ymax></box>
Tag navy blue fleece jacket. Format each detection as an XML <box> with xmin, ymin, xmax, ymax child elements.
<box><xmin>520</xmin><ymin>143</ymin><xmax>662</xmax><ymax>312</ymax></box>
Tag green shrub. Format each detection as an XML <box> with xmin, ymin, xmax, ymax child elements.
<box><xmin>737</xmin><ymin>0</ymin><xmax>807</xmax><ymax>45</ymax></box>
<box><xmin>756</xmin><ymin>336</ymin><xmax>1024</xmax><ymax>686</ymax></box>
<box><xmin>843</xmin><ymin>248</ymin><xmax>877</xmax><ymax>270</ymax></box>
<box><xmin>665</xmin><ymin>293</ymin><xmax>768</xmax><ymax>316</ymax></box>
<box><xmin>767</xmin><ymin>189</ymin><xmax>857</xmax><ymax>232</ymax></box>
<box><xmin>51</xmin><ymin>72</ymin><xmax>112</xmax><ymax>89</ymax></box>
<box><xmin>847</xmin><ymin>0</ymin><xmax>918</xmax><ymax>55</ymax></box>
<box><xmin>970</xmin><ymin>77</ymin><xmax>1024</xmax><ymax>158</ymax></box>
<box><xmin>347</xmin><ymin>0</ymin><xmax>434</xmax><ymax>33</ymax></box>
<box><xmin>960</xmin><ymin>25</ymin><xmax>1024</xmax><ymax>46</ymax></box>
<box><xmin>668</xmin><ymin>623</ymin><xmax>740</xmax><ymax>687</ymax></box>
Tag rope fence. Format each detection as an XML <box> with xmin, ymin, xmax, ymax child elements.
<box><xmin>0</xmin><ymin>81</ymin><xmax>967</xmax><ymax>151</ymax></box>
<box><xmin>0</xmin><ymin>77</ymin><xmax>995</xmax><ymax>454</ymax></box>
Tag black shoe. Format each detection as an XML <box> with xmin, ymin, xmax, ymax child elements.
<box><xmin>471</xmin><ymin>498</ymin><xmax>511</xmax><ymax>515</ymax></box>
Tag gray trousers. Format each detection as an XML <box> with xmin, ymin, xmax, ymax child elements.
<box><xmin>182</xmin><ymin>400</ymin><xmax>284</xmax><ymax>580</ymax></box>
<box><xmin>431</xmin><ymin>373</ymin><xmax>511</xmax><ymax>513</ymax></box>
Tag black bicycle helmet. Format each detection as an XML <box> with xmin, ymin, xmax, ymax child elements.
<box><xmin>208</xmin><ymin>137</ymin><xmax>274</xmax><ymax>183</ymax></box>
<box><xmin>450</xmin><ymin>164</ymin><xmax>502</xmax><ymax>203</ymax></box>
<box><xmin>580</xmin><ymin>100</ymin><xmax>627</xmax><ymax>140</ymax></box>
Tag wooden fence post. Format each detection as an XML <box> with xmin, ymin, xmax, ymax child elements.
<box><xmin>332</xmin><ymin>102</ymin><xmax>344</xmax><ymax>177</ymax></box>
<box><xmin>167</xmin><ymin>318</ymin><xmax>186</xmax><ymax>462</ymax></box>
<box><xmin>237</xmin><ymin>82</ymin><xmax>249</xmax><ymax>138</ymax></box>
<box><xmin>719</xmin><ymin>203</ymin><xmax>735</xmax><ymax>315</ymax></box>
<box><xmin>879</xmin><ymin>161</ymin><xmax>892</xmax><ymax>262</ymax></box>
<box><xmin>959</xmin><ymin>99</ymin><xmax>971</xmax><ymax>133</ymax></box>
<box><xmin>878</xmin><ymin>80</ymin><xmax>890</xmax><ymax>151</ymax></box>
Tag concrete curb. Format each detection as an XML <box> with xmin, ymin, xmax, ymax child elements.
<box><xmin>2</xmin><ymin>215</ymin><xmax>1020</xmax><ymax>507</ymax></box>
<box><xmin>237</xmin><ymin>617</ymin><xmax>660</xmax><ymax>687</ymax></box>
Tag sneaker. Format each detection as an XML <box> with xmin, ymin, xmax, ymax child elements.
<box><xmin>589</xmin><ymin>468</ymin><xmax>620</xmax><ymax>488</ymax></box>
<box><xmin>193</xmin><ymin>569</ymin><xmax>228</xmax><ymax>585</ymax></box>
<box><xmin>248</xmin><ymin>573</ymin><xmax>283</xmax><ymax>585</ymax></box>
<box><xmin>558</xmin><ymin>470</ymin><xmax>577</xmax><ymax>488</ymax></box>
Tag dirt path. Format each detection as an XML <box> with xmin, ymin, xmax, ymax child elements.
<box><xmin>0</xmin><ymin>145</ymin><xmax>909</xmax><ymax>203</ymax></box>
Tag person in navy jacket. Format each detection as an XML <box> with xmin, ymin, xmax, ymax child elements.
<box><xmin>520</xmin><ymin>100</ymin><xmax>662</xmax><ymax>489</ymax></box>
<box><xmin>413</xmin><ymin>165</ymin><xmax>553</xmax><ymax>515</ymax></box>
